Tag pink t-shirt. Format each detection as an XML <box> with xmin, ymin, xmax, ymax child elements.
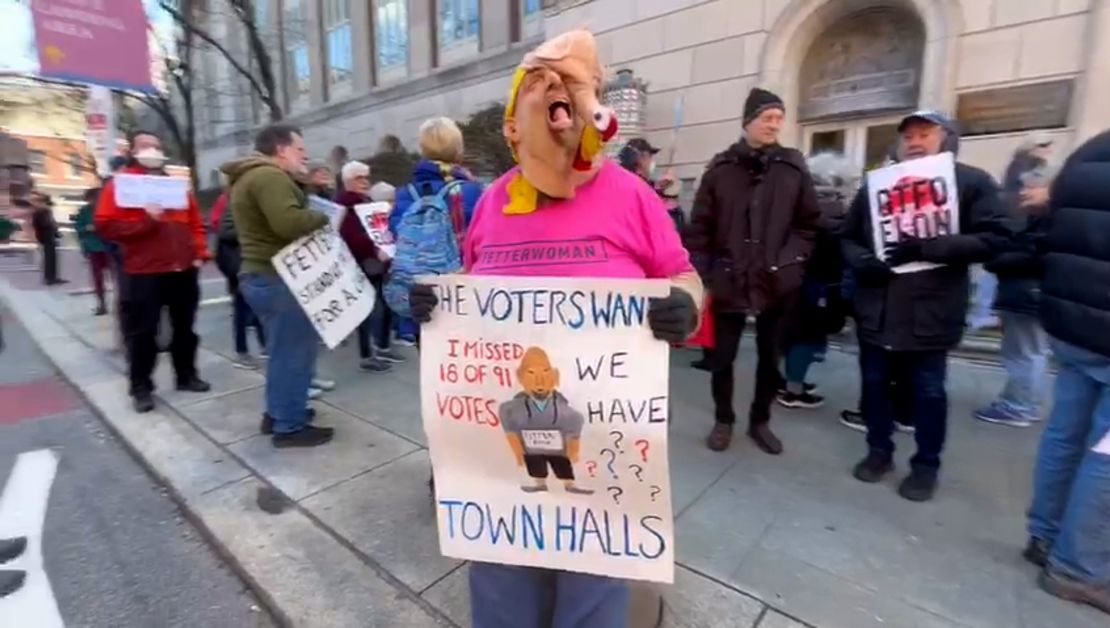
<box><xmin>464</xmin><ymin>162</ymin><xmax>693</xmax><ymax>280</ymax></box>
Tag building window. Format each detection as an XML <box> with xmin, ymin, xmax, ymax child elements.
<box><xmin>324</xmin><ymin>0</ymin><xmax>352</xmax><ymax>86</ymax></box>
<box><xmin>28</xmin><ymin>150</ymin><xmax>46</xmax><ymax>175</ymax></box>
<box><xmin>521</xmin><ymin>0</ymin><xmax>542</xmax><ymax>39</ymax></box>
<box><xmin>254</xmin><ymin>0</ymin><xmax>268</xmax><ymax>28</ymax></box>
<box><xmin>68</xmin><ymin>153</ymin><xmax>84</xmax><ymax>178</ymax></box>
<box><xmin>438</xmin><ymin>0</ymin><xmax>479</xmax><ymax>63</ymax></box>
<box><xmin>284</xmin><ymin>0</ymin><xmax>310</xmax><ymax>103</ymax></box>
<box><xmin>376</xmin><ymin>0</ymin><xmax>408</xmax><ymax>77</ymax></box>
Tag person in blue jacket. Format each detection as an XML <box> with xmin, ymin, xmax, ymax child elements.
<box><xmin>389</xmin><ymin>117</ymin><xmax>483</xmax><ymax>345</ymax></box>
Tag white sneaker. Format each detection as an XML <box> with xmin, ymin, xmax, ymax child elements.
<box><xmin>310</xmin><ymin>378</ymin><xmax>336</xmax><ymax>392</ymax></box>
<box><xmin>308</xmin><ymin>386</ymin><xmax>324</xmax><ymax>400</ymax></box>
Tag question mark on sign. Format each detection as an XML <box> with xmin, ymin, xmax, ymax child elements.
<box><xmin>585</xmin><ymin>461</ymin><xmax>597</xmax><ymax>478</ymax></box>
<box><xmin>649</xmin><ymin>485</ymin><xmax>662</xmax><ymax>502</ymax></box>
<box><xmin>609</xmin><ymin>430</ymin><xmax>624</xmax><ymax>452</ymax></box>
<box><xmin>629</xmin><ymin>464</ymin><xmax>644</xmax><ymax>482</ymax></box>
<box><xmin>600</xmin><ymin>448</ymin><xmax>618</xmax><ymax>479</ymax></box>
<box><xmin>608</xmin><ymin>486</ymin><xmax>624</xmax><ymax>505</ymax></box>
<box><xmin>634</xmin><ymin>439</ymin><xmax>650</xmax><ymax>462</ymax></box>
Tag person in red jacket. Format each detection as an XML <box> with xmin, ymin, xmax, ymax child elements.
<box><xmin>94</xmin><ymin>130</ymin><xmax>212</xmax><ymax>413</ymax></box>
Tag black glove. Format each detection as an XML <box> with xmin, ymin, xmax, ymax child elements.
<box><xmin>409</xmin><ymin>283</ymin><xmax>438</xmax><ymax>323</ymax></box>
<box><xmin>886</xmin><ymin>238</ymin><xmax>925</xmax><ymax>267</ymax></box>
<box><xmin>648</xmin><ymin>288</ymin><xmax>698</xmax><ymax>343</ymax></box>
<box><xmin>855</xmin><ymin>253</ymin><xmax>893</xmax><ymax>283</ymax></box>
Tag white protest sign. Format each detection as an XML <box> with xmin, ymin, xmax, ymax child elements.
<box><xmin>354</xmin><ymin>202</ymin><xmax>396</xmax><ymax>259</ymax></box>
<box><xmin>272</xmin><ymin>223</ymin><xmax>374</xmax><ymax>349</ymax></box>
<box><xmin>867</xmin><ymin>152</ymin><xmax>960</xmax><ymax>274</ymax></box>
<box><xmin>113</xmin><ymin>174</ymin><xmax>189</xmax><ymax>209</ymax></box>
<box><xmin>308</xmin><ymin>195</ymin><xmax>346</xmax><ymax>231</ymax></box>
<box><xmin>422</xmin><ymin>275</ymin><xmax>674</xmax><ymax>583</ymax></box>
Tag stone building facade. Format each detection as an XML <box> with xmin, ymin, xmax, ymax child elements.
<box><xmin>194</xmin><ymin>0</ymin><xmax>1110</xmax><ymax>193</ymax></box>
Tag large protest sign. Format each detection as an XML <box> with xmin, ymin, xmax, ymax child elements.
<box><xmin>868</xmin><ymin>152</ymin><xmax>960</xmax><ymax>274</ymax></box>
<box><xmin>113</xmin><ymin>174</ymin><xmax>189</xmax><ymax>209</ymax></box>
<box><xmin>272</xmin><ymin>224</ymin><xmax>374</xmax><ymax>349</ymax></box>
<box><xmin>354</xmin><ymin>202</ymin><xmax>396</xmax><ymax>259</ymax></box>
<box><xmin>421</xmin><ymin>275</ymin><xmax>674</xmax><ymax>583</ymax></box>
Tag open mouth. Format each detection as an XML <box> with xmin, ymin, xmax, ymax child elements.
<box><xmin>547</xmin><ymin>99</ymin><xmax>574</xmax><ymax>131</ymax></box>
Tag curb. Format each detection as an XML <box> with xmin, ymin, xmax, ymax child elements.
<box><xmin>0</xmin><ymin>283</ymin><xmax>456</xmax><ymax>628</ymax></box>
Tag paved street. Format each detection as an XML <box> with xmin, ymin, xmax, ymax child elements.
<box><xmin>0</xmin><ymin>305</ymin><xmax>273</xmax><ymax>628</ymax></box>
<box><xmin>0</xmin><ymin>267</ymin><xmax>1105</xmax><ymax>628</ymax></box>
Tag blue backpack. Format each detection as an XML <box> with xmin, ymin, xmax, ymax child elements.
<box><xmin>384</xmin><ymin>181</ymin><xmax>465</xmax><ymax>317</ymax></box>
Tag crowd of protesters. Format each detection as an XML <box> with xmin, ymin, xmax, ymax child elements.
<box><xmin>36</xmin><ymin>80</ymin><xmax>1105</xmax><ymax>619</ymax></box>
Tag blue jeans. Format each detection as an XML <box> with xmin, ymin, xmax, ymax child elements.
<box><xmin>784</xmin><ymin>341</ymin><xmax>826</xmax><ymax>386</ymax></box>
<box><xmin>469</xmin><ymin>562</ymin><xmax>628</xmax><ymax>628</ymax></box>
<box><xmin>357</xmin><ymin>276</ymin><xmax>393</xmax><ymax>359</ymax></box>
<box><xmin>239</xmin><ymin>273</ymin><xmax>318</xmax><ymax>434</ymax></box>
<box><xmin>232</xmin><ymin>286</ymin><xmax>265</xmax><ymax>355</ymax></box>
<box><xmin>968</xmin><ymin>266</ymin><xmax>997</xmax><ymax>326</ymax></box>
<box><xmin>995</xmin><ymin>311</ymin><xmax>1049</xmax><ymax>416</ymax></box>
<box><xmin>1027</xmin><ymin>338</ymin><xmax>1110</xmax><ymax>584</ymax></box>
<box><xmin>860</xmin><ymin>343</ymin><xmax>948</xmax><ymax>471</ymax></box>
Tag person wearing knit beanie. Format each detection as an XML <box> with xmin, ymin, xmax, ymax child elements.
<box><xmin>742</xmin><ymin>87</ymin><xmax>786</xmax><ymax>148</ymax></box>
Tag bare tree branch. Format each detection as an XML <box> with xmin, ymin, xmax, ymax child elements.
<box><xmin>158</xmin><ymin>0</ymin><xmax>283</xmax><ymax>122</ymax></box>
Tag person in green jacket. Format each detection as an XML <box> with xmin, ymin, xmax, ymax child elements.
<box><xmin>74</xmin><ymin>187</ymin><xmax>112</xmax><ymax>315</ymax></box>
<box><xmin>221</xmin><ymin>124</ymin><xmax>333</xmax><ymax>449</ymax></box>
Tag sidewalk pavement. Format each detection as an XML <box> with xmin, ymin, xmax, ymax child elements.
<box><xmin>0</xmin><ymin>275</ymin><xmax>1104</xmax><ymax>628</ymax></box>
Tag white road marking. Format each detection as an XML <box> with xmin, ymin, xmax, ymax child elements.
<box><xmin>0</xmin><ymin>449</ymin><xmax>64</xmax><ymax>627</ymax></box>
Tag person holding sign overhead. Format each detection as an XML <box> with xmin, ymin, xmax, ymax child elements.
<box><xmin>94</xmin><ymin>130</ymin><xmax>211</xmax><ymax>413</ymax></box>
<box><xmin>408</xmin><ymin>29</ymin><xmax>702</xmax><ymax>628</ymax></box>
<box><xmin>222</xmin><ymin>125</ymin><xmax>334</xmax><ymax>448</ymax></box>
<box><xmin>839</xmin><ymin>111</ymin><xmax>1010</xmax><ymax>502</ymax></box>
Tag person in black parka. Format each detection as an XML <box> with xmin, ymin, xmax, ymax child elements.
<box><xmin>1024</xmin><ymin>129</ymin><xmax>1110</xmax><ymax>615</ymax></box>
<box><xmin>840</xmin><ymin>111</ymin><xmax>1010</xmax><ymax>502</ymax></box>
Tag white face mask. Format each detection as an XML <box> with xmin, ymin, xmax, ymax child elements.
<box><xmin>134</xmin><ymin>148</ymin><xmax>166</xmax><ymax>169</ymax></box>
<box><xmin>648</xmin><ymin>160</ymin><xmax>658</xmax><ymax>179</ymax></box>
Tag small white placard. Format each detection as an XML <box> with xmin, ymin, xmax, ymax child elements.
<box><xmin>113</xmin><ymin>174</ymin><xmax>189</xmax><ymax>209</ymax></box>
<box><xmin>308</xmin><ymin>195</ymin><xmax>347</xmax><ymax>231</ymax></box>
<box><xmin>354</xmin><ymin>202</ymin><xmax>397</xmax><ymax>259</ymax></box>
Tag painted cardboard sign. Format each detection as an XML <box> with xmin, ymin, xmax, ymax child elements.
<box><xmin>421</xmin><ymin>275</ymin><xmax>674</xmax><ymax>583</ymax></box>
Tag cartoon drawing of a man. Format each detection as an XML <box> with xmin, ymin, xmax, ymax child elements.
<box><xmin>500</xmin><ymin>347</ymin><xmax>593</xmax><ymax>494</ymax></box>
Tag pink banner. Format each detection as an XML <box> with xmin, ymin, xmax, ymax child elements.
<box><xmin>31</xmin><ymin>0</ymin><xmax>153</xmax><ymax>92</ymax></box>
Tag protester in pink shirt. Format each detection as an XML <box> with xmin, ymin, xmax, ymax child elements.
<box><xmin>406</xmin><ymin>28</ymin><xmax>703</xmax><ymax>628</ymax></box>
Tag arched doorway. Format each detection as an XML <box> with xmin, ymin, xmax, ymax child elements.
<box><xmin>759</xmin><ymin>0</ymin><xmax>962</xmax><ymax>167</ymax></box>
<box><xmin>798</xmin><ymin>5</ymin><xmax>925</xmax><ymax>171</ymax></box>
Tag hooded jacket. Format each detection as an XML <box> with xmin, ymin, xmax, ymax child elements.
<box><xmin>1039</xmin><ymin>129</ymin><xmax>1110</xmax><ymax>357</ymax></box>
<box><xmin>685</xmin><ymin>140</ymin><xmax>821</xmax><ymax>314</ymax></box>
<box><xmin>220</xmin><ymin>156</ymin><xmax>328</xmax><ymax>276</ymax></box>
<box><xmin>94</xmin><ymin>165</ymin><xmax>209</xmax><ymax>275</ymax></box>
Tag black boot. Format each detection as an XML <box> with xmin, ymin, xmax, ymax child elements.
<box><xmin>898</xmin><ymin>468</ymin><xmax>938</xmax><ymax>502</ymax></box>
<box><xmin>852</xmin><ymin>451</ymin><xmax>894</xmax><ymax>483</ymax></box>
<box><xmin>132</xmin><ymin>391</ymin><xmax>155</xmax><ymax>413</ymax></box>
<box><xmin>176</xmin><ymin>376</ymin><xmax>211</xmax><ymax>393</ymax></box>
<box><xmin>260</xmin><ymin>408</ymin><xmax>317</xmax><ymax>435</ymax></box>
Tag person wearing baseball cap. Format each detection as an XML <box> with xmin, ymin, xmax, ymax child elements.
<box><xmin>839</xmin><ymin>110</ymin><xmax>1011</xmax><ymax>502</ymax></box>
<box><xmin>618</xmin><ymin>137</ymin><xmax>675</xmax><ymax>195</ymax></box>
<box><xmin>686</xmin><ymin>86</ymin><xmax>822</xmax><ymax>455</ymax></box>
